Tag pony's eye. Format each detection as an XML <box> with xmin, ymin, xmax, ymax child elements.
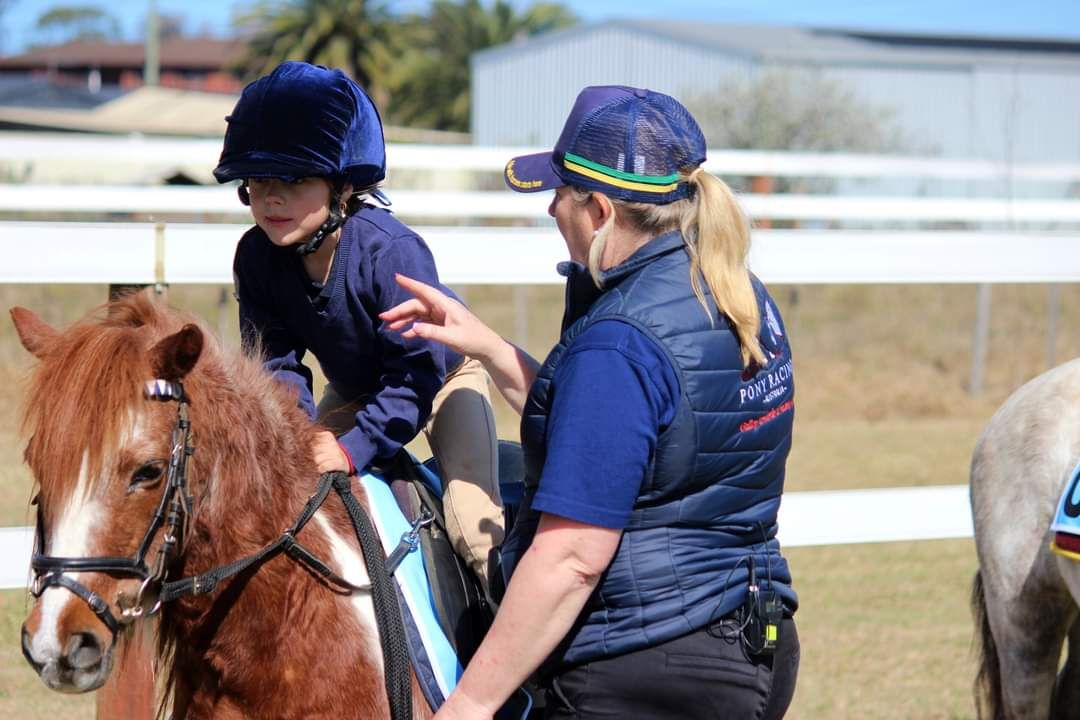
<box><xmin>129</xmin><ymin>461</ymin><xmax>165</xmax><ymax>490</ymax></box>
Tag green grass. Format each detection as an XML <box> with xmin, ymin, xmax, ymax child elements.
<box><xmin>1</xmin><ymin>282</ymin><xmax>1078</xmax><ymax>718</ymax></box>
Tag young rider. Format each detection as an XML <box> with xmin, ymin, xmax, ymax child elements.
<box><xmin>213</xmin><ymin>61</ymin><xmax>503</xmax><ymax>597</ymax></box>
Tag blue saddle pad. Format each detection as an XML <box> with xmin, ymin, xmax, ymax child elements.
<box><xmin>1050</xmin><ymin>459</ymin><xmax>1080</xmax><ymax>559</ymax></box>
<box><xmin>359</xmin><ymin>464</ymin><xmax>532</xmax><ymax>719</ymax></box>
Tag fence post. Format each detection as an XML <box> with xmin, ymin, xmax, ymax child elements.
<box><xmin>1046</xmin><ymin>282</ymin><xmax>1061</xmax><ymax>370</ymax></box>
<box><xmin>969</xmin><ymin>283</ymin><xmax>992</xmax><ymax>395</ymax></box>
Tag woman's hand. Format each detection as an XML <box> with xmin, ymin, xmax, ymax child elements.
<box><xmin>432</xmin><ymin>693</ymin><xmax>494</xmax><ymax>720</ymax></box>
<box><xmin>312</xmin><ymin>430</ymin><xmax>351</xmax><ymax>474</ymax></box>
<box><xmin>380</xmin><ymin>274</ymin><xmax>501</xmax><ymax>361</ymax></box>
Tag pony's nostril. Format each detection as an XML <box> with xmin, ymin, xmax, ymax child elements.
<box><xmin>63</xmin><ymin>632</ymin><xmax>103</xmax><ymax>670</ymax></box>
<box><xmin>21</xmin><ymin>626</ymin><xmax>43</xmax><ymax>671</ymax></box>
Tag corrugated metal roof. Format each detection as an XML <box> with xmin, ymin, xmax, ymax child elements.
<box><xmin>475</xmin><ymin>20</ymin><xmax>1080</xmax><ymax>71</ymax></box>
<box><xmin>0</xmin><ymin>75</ymin><xmax>125</xmax><ymax>109</ymax></box>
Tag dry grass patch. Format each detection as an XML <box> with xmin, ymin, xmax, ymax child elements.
<box><xmin>786</xmin><ymin>538</ymin><xmax>978</xmax><ymax>720</ymax></box>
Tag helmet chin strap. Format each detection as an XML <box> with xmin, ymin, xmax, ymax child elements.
<box><xmin>295</xmin><ymin>184</ymin><xmax>346</xmax><ymax>256</ymax></box>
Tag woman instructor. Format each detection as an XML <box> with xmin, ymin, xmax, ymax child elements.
<box><xmin>383</xmin><ymin>85</ymin><xmax>800</xmax><ymax>720</ymax></box>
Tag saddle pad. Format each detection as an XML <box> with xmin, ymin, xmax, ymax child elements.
<box><xmin>1050</xmin><ymin>459</ymin><xmax>1080</xmax><ymax>560</ymax></box>
<box><xmin>360</xmin><ymin>470</ymin><xmax>461</xmax><ymax>705</ymax></box>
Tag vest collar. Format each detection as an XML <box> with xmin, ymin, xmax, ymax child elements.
<box><xmin>555</xmin><ymin>230</ymin><xmax>685</xmax><ymax>329</ymax></box>
<box><xmin>598</xmin><ymin>230</ymin><xmax>685</xmax><ymax>287</ymax></box>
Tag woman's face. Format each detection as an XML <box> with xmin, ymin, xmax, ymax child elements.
<box><xmin>548</xmin><ymin>186</ymin><xmax>597</xmax><ymax>264</ymax></box>
<box><xmin>247</xmin><ymin>177</ymin><xmax>333</xmax><ymax>247</ymax></box>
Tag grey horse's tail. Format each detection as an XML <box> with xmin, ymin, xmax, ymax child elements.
<box><xmin>972</xmin><ymin>570</ymin><xmax>1005</xmax><ymax>720</ymax></box>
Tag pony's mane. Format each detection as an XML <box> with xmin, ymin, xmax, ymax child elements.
<box><xmin>21</xmin><ymin>291</ymin><xmax>289</xmax><ymax>511</ymax></box>
<box><xmin>22</xmin><ymin>293</ymin><xmax>183</xmax><ymax>508</ymax></box>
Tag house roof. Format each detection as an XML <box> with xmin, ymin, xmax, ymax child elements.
<box><xmin>0</xmin><ymin>85</ymin><xmax>236</xmax><ymax>136</ymax></box>
<box><xmin>0</xmin><ymin>37</ymin><xmax>246</xmax><ymax>71</ymax></box>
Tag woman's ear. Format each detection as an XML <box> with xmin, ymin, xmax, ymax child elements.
<box><xmin>589</xmin><ymin>192</ymin><xmax>614</xmax><ymax>230</ymax></box>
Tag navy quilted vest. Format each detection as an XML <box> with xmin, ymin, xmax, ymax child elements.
<box><xmin>502</xmin><ymin>231</ymin><xmax>797</xmax><ymax>666</ymax></box>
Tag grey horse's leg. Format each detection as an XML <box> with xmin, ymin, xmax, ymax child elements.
<box><xmin>986</xmin><ymin>573</ymin><xmax>1073</xmax><ymax>719</ymax></box>
<box><xmin>1051</xmin><ymin>614</ymin><xmax>1080</xmax><ymax>720</ymax></box>
<box><xmin>1049</xmin><ymin>561</ymin><xmax>1080</xmax><ymax>719</ymax></box>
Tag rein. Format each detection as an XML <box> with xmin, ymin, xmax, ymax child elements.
<box><xmin>30</xmin><ymin>378</ymin><xmax>420</xmax><ymax>720</ymax></box>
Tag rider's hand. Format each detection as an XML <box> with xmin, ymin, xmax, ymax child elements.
<box><xmin>312</xmin><ymin>430</ymin><xmax>352</xmax><ymax>474</ymax></box>
<box><xmin>380</xmin><ymin>274</ymin><xmax>502</xmax><ymax>361</ymax></box>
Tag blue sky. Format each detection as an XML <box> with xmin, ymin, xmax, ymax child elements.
<box><xmin>3</xmin><ymin>0</ymin><xmax>1079</xmax><ymax>55</ymax></box>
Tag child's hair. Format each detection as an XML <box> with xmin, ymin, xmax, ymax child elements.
<box><xmin>344</xmin><ymin>183</ymin><xmax>382</xmax><ymax>216</ymax></box>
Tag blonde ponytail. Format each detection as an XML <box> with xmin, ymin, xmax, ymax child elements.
<box><xmin>683</xmin><ymin>168</ymin><xmax>765</xmax><ymax>368</ymax></box>
<box><xmin>596</xmin><ymin>169</ymin><xmax>765</xmax><ymax>368</ymax></box>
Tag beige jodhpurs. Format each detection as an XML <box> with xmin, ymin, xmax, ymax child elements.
<box><xmin>316</xmin><ymin>357</ymin><xmax>504</xmax><ymax>598</ymax></box>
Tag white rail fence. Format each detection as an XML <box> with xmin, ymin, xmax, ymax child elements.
<box><xmin>0</xmin><ymin>484</ymin><xmax>974</xmax><ymax>590</ymax></box>
<box><xmin>2</xmin><ymin>222</ymin><xmax>1078</xmax><ymax>285</ymax></box>
<box><xmin>0</xmin><ymin>135</ymin><xmax>1077</xmax><ymax>590</ymax></box>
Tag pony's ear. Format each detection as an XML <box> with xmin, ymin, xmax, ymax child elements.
<box><xmin>10</xmin><ymin>307</ymin><xmax>58</xmax><ymax>358</ymax></box>
<box><xmin>150</xmin><ymin>324</ymin><xmax>204</xmax><ymax>380</ymax></box>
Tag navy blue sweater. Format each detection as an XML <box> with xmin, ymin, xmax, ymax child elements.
<box><xmin>233</xmin><ymin>205</ymin><xmax>462</xmax><ymax>471</ymax></box>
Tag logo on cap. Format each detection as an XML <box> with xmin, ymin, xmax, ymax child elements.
<box><xmin>505</xmin><ymin>160</ymin><xmax>543</xmax><ymax>190</ymax></box>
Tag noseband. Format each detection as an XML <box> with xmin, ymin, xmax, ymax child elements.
<box><xmin>29</xmin><ymin>379</ymin><xmax>194</xmax><ymax>637</ymax></box>
<box><xmin>28</xmin><ymin>377</ymin><xmax>416</xmax><ymax>719</ymax></box>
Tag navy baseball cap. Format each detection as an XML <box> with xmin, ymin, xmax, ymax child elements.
<box><xmin>503</xmin><ymin>85</ymin><xmax>707</xmax><ymax>204</ymax></box>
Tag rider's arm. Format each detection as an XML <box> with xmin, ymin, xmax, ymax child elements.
<box><xmin>233</xmin><ymin>230</ymin><xmax>317</xmax><ymax>420</ymax></box>
<box><xmin>336</xmin><ymin>233</ymin><xmax>449</xmax><ymax>472</ymax></box>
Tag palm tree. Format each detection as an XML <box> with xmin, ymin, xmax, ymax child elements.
<box><xmin>233</xmin><ymin>0</ymin><xmax>402</xmax><ymax>109</ymax></box>
<box><xmin>387</xmin><ymin>0</ymin><xmax>576</xmax><ymax>132</ymax></box>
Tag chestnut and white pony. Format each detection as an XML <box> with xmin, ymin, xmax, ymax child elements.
<box><xmin>13</xmin><ymin>293</ymin><xmax>432</xmax><ymax>719</ymax></box>
<box><xmin>971</xmin><ymin>358</ymin><xmax>1080</xmax><ymax>719</ymax></box>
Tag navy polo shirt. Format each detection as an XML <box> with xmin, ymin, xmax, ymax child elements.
<box><xmin>532</xmin><ymin>319</ymin><xmax>680</xmax><ymax>529</ymax></box>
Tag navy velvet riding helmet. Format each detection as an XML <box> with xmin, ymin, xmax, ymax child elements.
<box><xmin>213</xmin><ymin>61</ymin><xmax>386</xmax><ymax>188</ymax></box>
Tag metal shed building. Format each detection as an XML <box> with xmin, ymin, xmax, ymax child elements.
<box><xmin>471</xmin><ymin>21</ymin><xmax>1080</xmax><ymax>165</ymax></box>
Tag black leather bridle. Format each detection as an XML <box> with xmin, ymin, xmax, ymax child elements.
<box><xmin>28</xmin><ymin>376</ymin><xmax>417</xmax><ymax>719</ymax></box>
<box><xmin>29</xmin><ymin>379</ymin><xmax>194</xmax><ymax>638</ymax></box>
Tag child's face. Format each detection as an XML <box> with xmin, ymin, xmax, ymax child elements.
<box><xmin>246</xmin><ymin>177</ymin><xmax>333</xmax><ymax>247</ymax></box>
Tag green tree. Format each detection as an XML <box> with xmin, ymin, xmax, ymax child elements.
<box><xmin>687</xmin><ymin>68</ymin><xmax>907</xmax><ymax>154</ymax></box>
<box><xmin>388</xmin><ymin>0</ymin><xmax>576</xmax><ymax>131</ymax></box>
<box><xmin>35</xmin><ymin>5</ymin><xmax>121</xmax><ymax>44</ymax></box>
<box><xmin>233</xmin><ymin>0</ymin><xmax>401</xmax><ymax>108</ymax></box>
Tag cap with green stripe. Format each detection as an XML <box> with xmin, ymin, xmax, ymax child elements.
<box><xmin>503</xmin><ymin>85</ymin><xmax>707</xmax><ymax>204</ymax></box>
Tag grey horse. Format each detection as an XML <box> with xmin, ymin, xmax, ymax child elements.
<box><xmin>971</xmin><ymin>358</ymin><xmax>1080</xmax><ymax>719</ymax></box>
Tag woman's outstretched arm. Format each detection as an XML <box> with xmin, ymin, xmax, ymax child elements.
<box><xmin>380</xmin><ymin>274</ymin><xmax>540</xmax><ymax>415</ymax></box>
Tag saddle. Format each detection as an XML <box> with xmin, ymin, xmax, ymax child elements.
<box><xmin>372</xmin><ymin>441</ymin><xmax>532</xmax><ymax>719</ymax></box>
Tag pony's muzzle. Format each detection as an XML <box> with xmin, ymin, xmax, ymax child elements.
<box><xmin>22</xmin><ymin>623</ymin><xmax>112</xmax><ymax>693</ymax></box>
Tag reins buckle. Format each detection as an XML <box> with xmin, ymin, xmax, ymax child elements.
<box><xmin>385</xmin><ymin>510</ymin><xmax>434</xmax><ymax>575</ymax></box>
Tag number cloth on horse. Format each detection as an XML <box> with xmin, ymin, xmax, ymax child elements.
<box><xmin>1050</xmin><ymin>459</ymin><xmax>1080</xmax><ymax>559</ymax></box>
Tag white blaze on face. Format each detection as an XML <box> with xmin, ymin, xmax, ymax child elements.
<box><xmin>28</xmin><ymin>411</ymin><xmax>147</xmax><ymax>664</ymax></box>
<box><xmin>29</xmin><ymin>449</ymin><xmax>103</xmax><ymax>661</ymax></box>
<box><xmin>313</xmin><ymin>512</ymin><xmax>381</xmax><ymax>673</ymax></box>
